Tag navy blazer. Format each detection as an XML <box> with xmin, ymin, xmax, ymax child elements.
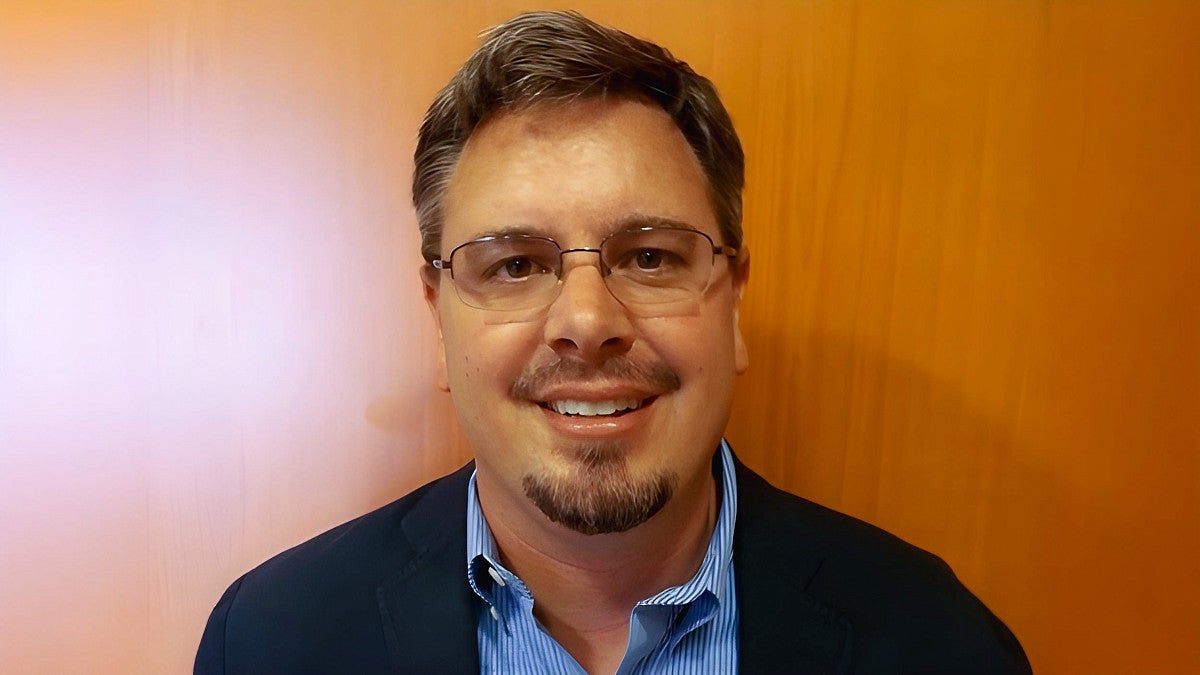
<box><xmin>197</xmin><ymin>456</ymin><xmax>1030</xmax><ymax>673</ymax></box>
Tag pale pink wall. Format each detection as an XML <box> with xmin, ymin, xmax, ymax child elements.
<box><xmin>0</xmin><ymin>2</ymin><xmax>471</xmax><ymax>671</ymax></box>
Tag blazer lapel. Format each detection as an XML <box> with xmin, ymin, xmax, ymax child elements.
<box><xmin>376</xmin><ymin>465</ymin><xmax>481</xmax><ymax>673</ymax></box>
<box><xmin>370</xmin><ymin>456</ymin><xmax>855</xmax><ymax>672</ymax></box>
<box><xmin>733</xmin><ymin>457</ymin><xmax>854</xmax><ymax>674</ymax></box>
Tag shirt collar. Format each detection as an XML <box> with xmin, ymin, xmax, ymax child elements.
<box><xmin>465</xmin><ymin>440</ymin><xmax>739</xmax><ymax>609</ymax></box>
<box><xmin>465</xmin><ymin>472</ymin><xmax>511</xmax><ymax>607</ymax></box>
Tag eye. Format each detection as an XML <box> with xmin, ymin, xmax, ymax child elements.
<box><xmin>503</xmin><ymin>257</ymin><xmax>534</xmax><ymax>278</ymax></box>
<box><xmin>634</xmin><ymin>249</ymin><xmax>666</xmax><ymax>270</ymax></box>
<box><xmin>617</xmin><ymin>248</ymin><xmax>686</xmax><ymax>273</ymax></box>
<box><xmin>487</xmin><ymin>255</ymin><xmax>552</xmax><ymax>281</ymax></box>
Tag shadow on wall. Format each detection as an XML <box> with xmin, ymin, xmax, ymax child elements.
<box><xmin>364</xmin><ymin>379</ymin><xmax>475</xmax><ymax>497</ymax></box>
<box><xmin>730</xmin><ymin>328</ymin><xmax>1059</xmax><ymax>657</ymax></box>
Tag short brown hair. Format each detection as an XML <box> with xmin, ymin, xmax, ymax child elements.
<box><xmin>412</xmin><ymin>10</ymin><xmax>745</xmax><ymax>263</ymax></box>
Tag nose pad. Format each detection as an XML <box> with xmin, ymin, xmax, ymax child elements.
<box><xmin>543</xmin><ymin>260</ymin><xmax>636</xmax><ymax>362</ymax></box>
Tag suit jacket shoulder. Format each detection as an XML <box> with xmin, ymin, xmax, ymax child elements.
<box><xmin>198</xmin><ymin>456</ymin><xmax>1030</xmax><ymax>674</ymax></box>
<box><xmin>733</xmin><ymin>457</ymin><xmax>1031</xmax><ymax>674</ymax></box>
<box><xmin>195</xmin><ymin>464</ymin><xmax>479</xmax><ymax>674</ymax></box>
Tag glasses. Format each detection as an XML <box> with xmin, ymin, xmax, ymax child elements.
<box><xmin>431</xmin><ymin>226</ymin><xmax>738</xmax><ymax>313</ymax></box>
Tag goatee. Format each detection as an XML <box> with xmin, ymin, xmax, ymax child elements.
<box><xmin>522</xmin><ymin>440</ymin><xmax>675</xmax><ymax>535</ymax></box>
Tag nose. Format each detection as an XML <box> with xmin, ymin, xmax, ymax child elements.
<box><xmin>543</xmin><ymin>257</ymin><xmax>636</xmax><ymax>364</ymax></box>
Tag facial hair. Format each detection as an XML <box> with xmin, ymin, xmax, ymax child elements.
<box><xmin>511</xmin><ymin>356</ymin><xmax>682</xmax><ymax>535</ymax></box>
<box><xmin>510</xmin><ymin>357</ymin><xmax>681</xmax><ymax>401</ymax></box>
<box><xmin>522</xmin><ymin>440</ymin><xmax>676</xmax><ymax>535</ymax></box>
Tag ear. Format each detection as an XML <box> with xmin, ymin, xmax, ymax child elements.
<box><xmin>421</xmin><ymin>265</ymin><xmax>451</xmax><ymax>392</ymax></box>
<box><xmin>731</xmin><ymin>248</ymin><xmax>750</xmax><ymax>374</ymax></box>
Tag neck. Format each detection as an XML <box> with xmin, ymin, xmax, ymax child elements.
<box><xmin>477</xmin><ymin>466</ymin><xmax>719</xmax><ymax>673</ymax></box>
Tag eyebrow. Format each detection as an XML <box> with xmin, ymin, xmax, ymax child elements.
<box><xmin>611</xmin><ymin>213</ymin><xmax>695</xmax><ymax>232</ymax></box>
<box><xmin>466</xmin><ymin>224</ymin><xmax>556</xmax><ymax>240</ymax></box>
<box><xmin>466</xmin><ymin>213</ymin><xmax>697</xmax><ymax>242</ymax></box>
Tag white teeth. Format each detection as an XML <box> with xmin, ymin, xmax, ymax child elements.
<box><xmin>549</xmin><ymin>398</ymin><xmax>642</xmax><ymax>416</ymax></box>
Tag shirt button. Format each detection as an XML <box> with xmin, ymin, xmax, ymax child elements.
<box><xmin>490</xmin><ymin>606</ymin><xmax>500</xmax><ymax>622</ymax></box>
<box><xmin>488</xmin><ymin>566</ymin><xmax>507</xmax><ymax>587</ymax></box>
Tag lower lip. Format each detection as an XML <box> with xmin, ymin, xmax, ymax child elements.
<box><xmin>537</xmin><ymin>398</ymin><xmax>657</xmax><ymax>438</ymax></box>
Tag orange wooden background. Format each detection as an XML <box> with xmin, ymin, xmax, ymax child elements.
<box><xmin>1</xmin><ymin>1</ymin><xmax>1197</xmax><ymax>672</ymax></box>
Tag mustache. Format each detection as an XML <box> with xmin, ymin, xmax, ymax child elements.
<box><xmin>510</xmin><ymin>357</ymin><xmax>681</xmax><ymax>400</ymax></box>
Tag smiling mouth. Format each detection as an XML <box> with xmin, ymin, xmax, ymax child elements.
<box><xmin>538</xmin><ymin>396</ymin><xmax>656</xmax><ymax>417</ymax></box>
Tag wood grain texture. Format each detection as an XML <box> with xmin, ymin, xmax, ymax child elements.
<box><xmin>0</xmin><ymin>1</ymin><xmax>1195</xmax><ymax>672</ymax></box>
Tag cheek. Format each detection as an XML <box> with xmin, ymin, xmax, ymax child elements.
<box><xmin>638</xmin><ymin>311</ymin><xmax>738</xmax><ymax>380</ymax></box>
<box><xmin>442</xmin><ymin>318</ymin><xmax>539</xmax><ymax>388</ymax></box>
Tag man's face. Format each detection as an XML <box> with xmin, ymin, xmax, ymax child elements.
<box><xmin>424</xmin><ymin>98</ymin><xmax>749</xmax><ymax>535</ymax></box>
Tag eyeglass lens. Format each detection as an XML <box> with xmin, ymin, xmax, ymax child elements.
<box><xmin>448</xmin><ymin>228</ymin><xmax>717</xmax><ymax>312</ymax></box>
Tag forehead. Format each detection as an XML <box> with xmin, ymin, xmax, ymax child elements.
<box><xmin>440</xmin><ymin>98</ymin><xmax>718</xmax><ymax>245</ymax></box>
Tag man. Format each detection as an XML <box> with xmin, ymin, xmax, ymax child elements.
<box><xmin>197</xmin><ymin>11</ymin><xmax>1030</xmax><ymax>674</ymax></box>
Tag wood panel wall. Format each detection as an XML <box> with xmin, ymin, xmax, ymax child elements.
<box><xmin>1</xmin><ymin>1</ymin><xmax>1196</xmax><ymax>672</ymax></box>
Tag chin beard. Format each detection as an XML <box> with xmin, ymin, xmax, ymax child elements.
<box><xmin>522</xmin><ymin>441</ymin><xmax>676</xmax><ymax>535</ymax></box>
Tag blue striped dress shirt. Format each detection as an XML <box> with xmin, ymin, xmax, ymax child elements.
<box><xmin>466</xmin><ymin>441</ymin><xmax>739</xmax><ymax>674</ymax></box>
